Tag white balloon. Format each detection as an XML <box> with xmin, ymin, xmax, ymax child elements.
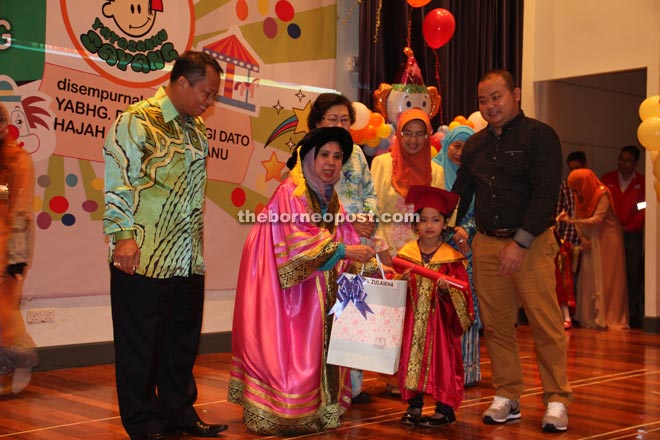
<box><xmin>351</xmin><ymin>102</ymin><xmax>371</xmax><ymax>130</ymax></box>
<box><xmin>468</xmin><ymin>111</ymin><xmax>487</xmax><ymax>132</ymax></box>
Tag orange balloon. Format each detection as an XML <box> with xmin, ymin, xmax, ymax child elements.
<box><xmin>350</xmin><ymin>128</ymin><xmax>365</xmax><ymax>145</ymax></box>
<box><xmin>369</xmin><ymin>112</ymin><xmax>385</xmax><ymax>128</ymax></box>
<box><xmin>453</xmin><ymin>115</ymin><xmax>467</xmax><ymax>124</ymax></box>
<box><xmin>363</xmin><ymin>124</ymin><xmax>377</xmax><ymax>140</ymax></box>
<box><xmin>407</xmin><ymin>0</ymin><xmax>431</xmax><ymax>6</ymax></box>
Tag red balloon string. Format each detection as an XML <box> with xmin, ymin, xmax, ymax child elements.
<box><xmin>373</xmin><ymin>0</ymin><xmax>383</xmax><ymax>44</ymax></box>
<box><xmin>406</xmin><ymin>8</ymin><xmax>412</xmax><ymax>47</ymax></box>
<box><xmin>433</xmin><ymin>49</ymin><xmax>443</xmax><ymax>124</ymax></box>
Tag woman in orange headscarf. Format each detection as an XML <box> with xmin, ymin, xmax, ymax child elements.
<box><xmin>557</xmin><ymin>168</ymin><xmax>628</xmax><ymax>329</ymax></box>
<box><xmin>371</xmin><ymin>108</ymin><xmax>445</xmax><ymax>267</ymax></box>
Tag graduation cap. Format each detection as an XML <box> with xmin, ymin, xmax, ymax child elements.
<box><xmin>405</xmin><ymin>185</ymin><xmax>459</xmax><ymax>217</ymax></box>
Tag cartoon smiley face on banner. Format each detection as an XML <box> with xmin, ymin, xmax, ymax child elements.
<box><xmin>61</xmin><ymin>0</ymin><xmax>194</xmax><ymax>87</ymax></box>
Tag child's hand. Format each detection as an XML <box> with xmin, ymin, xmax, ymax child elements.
<box><xmin>436</xmin><ymin>278</ymin><xmax>449</xmax><ymax>291</ymax></box>
<box><xmin>399</xmin><ymin>268</ymin><xmax>412</xmax><ymax>281</ymax></box>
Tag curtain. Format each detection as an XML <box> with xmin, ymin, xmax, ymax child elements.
<box><xmin>358</xmin><ymin>0</ymin><xmax>524</xmax><ymax>127</ymax></box>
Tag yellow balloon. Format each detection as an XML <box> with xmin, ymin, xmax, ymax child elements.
<box><xmin>448</xmin><ymin>121</ymin><xmax>461</xmax><ymax>130</ymax></box>
<box><xmin>637</xmin><ymin>116</ymin><xmax>660</xmax><ymax>151</ymax></box>
<box><xmin>654</xmin><ymin>154</ymin><xmax>660</xmax><ymax>180</ymax></box>
<box><xmin>376</xmin><ymin>123</ymin><xmax>392</xmax><ymax>139</ymax></box>
<box><xmin>430</xmin><ymin>146</ymin><xmax>438</xmax><ymax>157</ymax></box>
<box><xmin>639</xmin><ymin>95</ymin><xmax>660</xmax><ymax>120</ymax></box>
<box><xmin>366</xmin><ymin>136</ymin><xmax>380</xmax><ymax>147</ymax></box>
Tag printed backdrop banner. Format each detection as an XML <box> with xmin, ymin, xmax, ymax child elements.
<box><xmin>0</xmin><ymin>1</ymin><xmax>338</xmax><ymax>298</ymax></box>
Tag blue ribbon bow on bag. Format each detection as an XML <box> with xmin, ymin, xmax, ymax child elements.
<box><xmin>329</xmin><ymin>273</ymin><xmax>374</xmax><ymax>320</ymax></box>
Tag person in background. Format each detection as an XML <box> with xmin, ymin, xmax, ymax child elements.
<box><xmin>600</xmin><ymin>145</ymin><xmax>645</xmax><ymax>328</ymax></box>
<box><xmin>229</xmin><ymin>127</ymin><xmax>376</xmax><ymax>435</ymax></box>
<box><xmin>555</xmin><ymin>151</ymin><xmax>587</xmax><ymax>329</ymax></box>
<box><xmin>371</xmin><ymin>108</ymin><xmax>445</xmax><ymax>396</ymax></box>
<box><xmin>103</xmin><ymin>51</ymin><xmax>227</xmax><ymax>440</ymax></box>
<box><xmin>394</xmin><ymin>185</ymin><xmax>473</xmax><ymax>428</ymax></box>
<box><xmin>432</xmin><ymin>125</ymin><xmax>482</xmax><ymax>387</ymax></box>
<box><xmin>452</xmin><ymin>69</ymin><xmax>572</xmax><ymax>433</ymax></box>
<box><xmin>0</xmin><ymin>102</ymin><xmax>38</xmax><ymax>395</ymax></box>
<box><xmin>558</xmin><ymin>168</ymin><xmax>629</xmax><ymax>329</ymax></box>
<box><xmin>305</xmin><ymin>92</ymin><xmax>378</xmax><ymax>404</ymax></box>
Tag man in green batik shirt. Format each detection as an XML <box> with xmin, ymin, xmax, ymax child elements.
<box><xmin>103</xmin><ymin>51</ymin><xmax>227</xmax><ymax>440</ymax></box>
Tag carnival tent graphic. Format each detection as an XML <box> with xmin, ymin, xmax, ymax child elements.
<box><xmin>203</xmin><ymin>33</ymin><xmax>260</xmax><ymax>112</ymax></box>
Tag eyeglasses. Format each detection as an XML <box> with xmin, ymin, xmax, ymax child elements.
<box><xmin>401</xmin><ymin>131</ymin><xmax>428</xmax><ymax>140</ymax></box>
<box><xmin>322</xmin><ymin>115</ymin><xmax>351</xmax><ymax>127</ymax></box>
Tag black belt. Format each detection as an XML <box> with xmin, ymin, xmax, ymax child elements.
<box><xmin>477</xmin><ymin>227</ymin><xmax>517</xmax><ymax>239</ymax></box>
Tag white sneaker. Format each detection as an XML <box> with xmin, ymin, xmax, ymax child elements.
<box><xmin>542</xmin><ymin>402</ymin><xmax>568</xmax><ymax>432</ymax></box>
<box><xmin>483</xmin><ymin>396</ymin><xmax>521</xmax><ymax>424</ymax></box>
<box><xmin>12</xmin><ymin>368</ymin><xmax>32</xmax><ymax>394</ymax></box>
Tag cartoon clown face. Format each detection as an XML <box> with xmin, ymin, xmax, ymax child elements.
<box><xmin>374</xmin><ymin>83</ymin><xmax>441</xmax><ymax>127</ymax></box>
<box><xmin>372</xmin><ymin>47</ymin><xmax>441</xmax><ymax>127</ymax></box>
<box><xmin>102</xmin><ymin>0</ymin><xmax>163</xmax><ymax>38</ymax></box>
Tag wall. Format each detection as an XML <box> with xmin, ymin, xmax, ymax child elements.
<box><xmin>537</xmin><ymin>70</ymin><xmax>647</xmax><ymax>179</ymax></box>
<box><xmin>522</xmin><ymin>0</ymin><xmax>660</xmax><ymax>329</ymax></box>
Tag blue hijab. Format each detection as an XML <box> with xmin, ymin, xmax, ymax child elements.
<box><xmin>433</xmin><ymin>125</ymin><xmax>475</xmax><ymax>212</ymax></box>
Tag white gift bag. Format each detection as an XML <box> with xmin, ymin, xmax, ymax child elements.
<box><xmin>327</xmin><ymin>261</ymin><xmax>407</xmax><ymax>375</ymax></box>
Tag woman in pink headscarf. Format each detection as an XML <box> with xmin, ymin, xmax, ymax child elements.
<box><xmin>557</xmin><ymin>168</ymin><xmax>628</xmax><ymax>329</ymax></box>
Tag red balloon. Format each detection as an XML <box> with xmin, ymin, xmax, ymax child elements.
<box><xmin>423</xmin><ymin>8</ymin><xmax>456</xmax><ymax>49</ymax></box>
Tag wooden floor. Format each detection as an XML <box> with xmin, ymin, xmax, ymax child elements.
<box><xmin>1</xmin><ymin>324</ymin><xmax>659</xmax><ymax>439</ymax></box>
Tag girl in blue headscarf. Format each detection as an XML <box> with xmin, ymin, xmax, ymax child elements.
<box><xmin>432</xmin><ymin>125</ymin><xmax>482</xmax><ymax>387</ymax></box>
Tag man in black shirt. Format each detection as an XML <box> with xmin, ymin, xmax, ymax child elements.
<box><xmin>452</xmin><ymin>70</ymin><xmax>573</xmax><ymax>433</ymax></box>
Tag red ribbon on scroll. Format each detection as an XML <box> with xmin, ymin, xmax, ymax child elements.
<box><xmin>391</xmin><ymin>256</ymin><xmax>468</xmax><ymax>290</ymax></box>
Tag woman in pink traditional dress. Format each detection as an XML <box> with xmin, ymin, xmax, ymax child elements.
<box><xmin>557</xmin><ymin>168</ymin><xmax>628</xmax><ymax>329</ymax></box>
<box><xmin>228</xmin><ymin>127</ymin><xmax>377</xmax><ymax>435</ymax></box>
<box><xmin>394</xmin><ymin>185</ymin><xmax>473</xmax><ymax>427</ymax></box>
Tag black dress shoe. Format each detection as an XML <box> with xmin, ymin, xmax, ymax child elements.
<box><xmin>178</xmin><ymin>420</ymin><xmax>228</xmax><ymax>437</ymax></box>
<box><xmin>351</xmin><ymin>391</ymin><xmax>371</xmax><ymax>404</ymax></box>
<box><xmin>400</xmin><ymin>411</ymin><xmax>421</xmax><ymax>425</ymax></box>
<box><xmin>418</xmin><ymin>413</ymin><xmax>455</xmax><ymax>427</ymax></box>
<box><xmin>131</xmin><ymin>433</ymin><xmax>167</xmax><ymax>440</ymax></box>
